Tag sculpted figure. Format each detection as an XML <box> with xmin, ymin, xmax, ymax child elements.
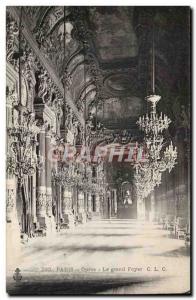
<box><xmin>37</xmin><ymin>70</ymin><xmax>48</xmax><ymax>100</ymax></box>
<box><xmin>6</xmin><ymin>18</ymin><xmax>19</xmax><ymax>62</ymax></box>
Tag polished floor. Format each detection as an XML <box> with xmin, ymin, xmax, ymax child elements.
<box><xmin>7</xmin><ymin>219</ymin><xmax>190</xmax><ymax>295</ymax></box>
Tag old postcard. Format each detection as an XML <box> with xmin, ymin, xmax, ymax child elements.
<box><xmin>6</xmin><ymin>6</ymin><xmax>191</xmax><ymax>295</ymax></box>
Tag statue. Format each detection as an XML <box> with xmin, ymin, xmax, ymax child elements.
<box><xmin>123</xmin><ymin>190</ymin><xmax>132</xmax><ymax>205</ymax></box>
<box><xmin>52</xmin><ymin>95</ymin><xmax>63</xmax><ymax>134</ymax></box>
<box><xmin>37</xmin><ymin>69</ymin><xmax>48</xmax><ymax>100</ymax></box>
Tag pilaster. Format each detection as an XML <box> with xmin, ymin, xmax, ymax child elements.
<box><xmin>36</xmin><ymin>128</ymin><xmax>47</xmax><ymax>228</ymax></box>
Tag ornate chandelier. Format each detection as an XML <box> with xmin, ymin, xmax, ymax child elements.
<box><xmin>135</xmin><ymin>161</ymin><xmax>162</xmax><ymax>200</ymax></box>
<box><xmin>137</xmin><ymin>95</ymin><xmax>171</xmax><ymax>137</ymax></box>
<box><xmin>52</xmin><ymin>161</ymin><xmax>74</xmax><ymax>186</ymax></box>
<box><xmin>134</xmin><ymin>24</ymin><xmax>177</xmax><ymax>200</ymax></box>
<box><xmin>137</xmin><ymin>94</ymin><xmax>177</xmax><ymax>164</ymax></box>
<box><xmin>135</xmin><ymin>95</ymin><xmax>177</xmax><ymax>200</ymax></box>
<box><xmin>7</xmin><ymin>110</ymin><xmax>44</xmax><ymax>182</ymax></box>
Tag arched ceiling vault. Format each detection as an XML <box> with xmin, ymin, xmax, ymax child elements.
<box><xmin>22</xmin><ymin>6</ymin><xmax>190</xmax><ymax>132</ymax></box>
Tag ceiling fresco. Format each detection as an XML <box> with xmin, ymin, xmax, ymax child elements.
<box><xmin>103</xmin><ymin>71</ymin><xmax>139</xmax><ymax>96</ymax></box>
<box><xmin>88</xmin><ymin>7</ymin><xmax>138</xmax><ymax>62</ymax></box>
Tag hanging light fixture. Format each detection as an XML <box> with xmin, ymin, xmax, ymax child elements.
<box><xmin>7</xmin><ymin>7</ymin><xmax>44</xmax><ymax>185</ymax></box>
<box><xmin>134</xmin><ymin>20</ymin><xmax>177</xmax><ymax>200</ymax></box>
<box><xmin>52</xmin><ymin>160</ymin><xmax>73</xmax><ymax>186</ymax></box>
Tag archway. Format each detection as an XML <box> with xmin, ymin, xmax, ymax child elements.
<box><xmin>117</xmin><ymin>181</ymin><xmax>137</xmax><ymax>219</ymax></box>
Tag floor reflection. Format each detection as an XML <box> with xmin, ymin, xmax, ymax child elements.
<box><xmin>7</xmin><ymin>219</ymin><xmax>190</xmax><ymax>295</ymax></box>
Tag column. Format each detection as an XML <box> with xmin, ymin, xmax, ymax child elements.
<box><xmin>71</xmin><ymin>185</ymin><xmax>77</xmax><ymax>220</ymax></box>
<box><xmin>95</xmin><ymin>193</ymin><xmax>100</xmax><ymax>213</ymax></box>
<box><xmin>137</xmin><ymin>198</ymin><xmax>146</xmax><ymax>221</ymax></box>
<box><xmin>87</xmin><ymin>193</ymin><xmax>92</xmax><ymax>221</ymax></box>
<box><xmin>149</xmin><ymin>192</ymin><xmax>155</xmax><ymax>222</ymax></box>
<box><xmin>32</xmin><ymin>173</ymin><xmax>37</xmax><ymax>223</ymax></box>
<box><xmin>114</xmin><ymin>189</ymin><xmax>117</xmax><ymax>215</ymax></box>
<box><xmin>56</xmin><ymin>184</ymin><xmax>62</xmax><ymax>231</ymax></box>
<box><xmin>78</xmin><ymin>190</ymin><xmax>87</xmax><ymax>223</ymax></box>
<box><xmin>52</xmin><ymin>156</ymin><xmax>58</xmax><ymax>228</ymax></box>
<box><xmin>32</xmin><ymin>142</ymin><xmax>37</xmax><ymax>224</ymax></box>
<box><xmin>62</xmin><ymin>186</ymin><xmax>75</xmax><ymax>228</ymax></box>
<box><xmin>36</xmin><ymin>127</ymin><xmax>47</xmax><ymax>228</ymax></box>
<box><xmin>111</xmin><ymin>189</ymin><xmax>117</xmax><ymax>217</ymax></box>
<box><xmin>7</xmin><ymin>178</ymin><xmax>16</xmax><ymax>222</ymax></box>
<box><xmin>45</xmin><ymin>131</ymin><xmax>56</xmax><ymax>233</ymax></box>
<box><xmin>6</xmin><ymin>177</ymin><xmax>21</xmax><ymax>269</ymax></box>
<box><xmin>99</xmin><ymin>194</ymin><xmax>104</xmax><ymax>218</ymax></box>
<box><xmin>107</xmin><ymin>191</ymin><xmax>112</xmax><ymax>219</ymax></box>
<box><xmin>84</xmin><ymin>190</ymin><xmax>87</xmax><ymax>211</ymax></box>
<box><xmin>87</xmin><ymin>193</ymin><xmax>92</xmax><ymax>212</ymax></box>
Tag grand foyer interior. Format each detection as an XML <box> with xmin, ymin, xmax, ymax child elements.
<box><xmin>6</xmin><ymin>6</ymin><xmax>190</xmax><ymax>295</ymax></box>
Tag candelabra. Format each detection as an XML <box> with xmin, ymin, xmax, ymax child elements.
<box><xmin>7</xmin><ymin>109</ymin><xmax>44</xmax><ymax>184</ymax></box>
<box><xmin>72</xmin><ymin>162</ymin><xmax>106</xmax><ymax>195</ymax></box>
<box><xmin>52</xmin><ymin>161</ymin><xmax>74</xmax><ymax>187</ymax></box>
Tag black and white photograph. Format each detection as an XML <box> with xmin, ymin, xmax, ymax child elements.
<box><xmin>5</xmin><ymin>5</ymin><xmax>191</xmax><ymax>296</ymax></box>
